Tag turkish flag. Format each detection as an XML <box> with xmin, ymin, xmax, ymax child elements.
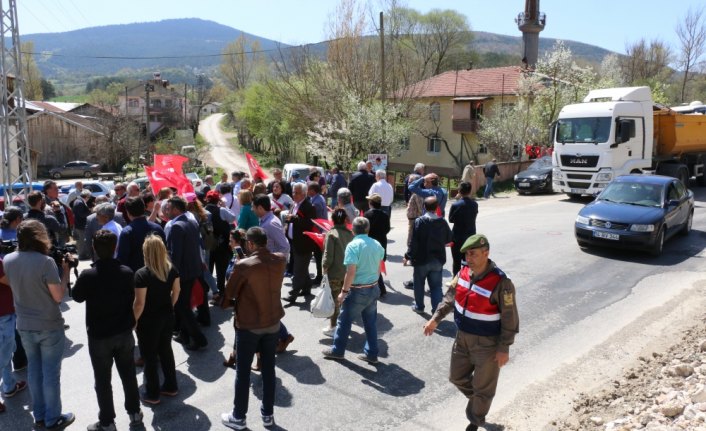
<box><xmin>312</xmin><ymin>218</ymin><xmax>333</xmax><ymax>232</ymax></box>
<box><xmin>245</xmin><ymin>153</ymin><xmax>268</xmax><ymax>181</ymax></box>
<box><xmin>154</xmin><ymin>154</ymin><xmax>189</xmax><ymax>175</ymax></box>
<box><xmin>145</xmin><ymin>165</ymin><xmax>195</xmax><ymax>195</ymax></box>
<box><xmin>303</xmin><ymin>231</ymin><xmax>325</xmax><ymax>250</ymax></box>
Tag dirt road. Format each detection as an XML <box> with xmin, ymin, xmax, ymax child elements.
<box><xmin>198</xmin><ymin>113</ymin><xmax>271</xmax><ymax>177</ymax></box>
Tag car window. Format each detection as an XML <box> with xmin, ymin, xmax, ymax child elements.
<box><xmin>675</xmin><ymin>181</ymin><xmax>687</xmax><ymax>199</ymax></box>
<box><xmin>668</xmin><ymin>184</ymin><xmax>680</xmax><ymax>201</ymax></box>
<box><xmin>86</xmin><ymin>184</ymin><xmax>101</xmax><ymax>192</ymax></box>
<box><xmin>65</xmin><ymin>162</ymin><xmax>75</xmax><ymax>167</ymax></box>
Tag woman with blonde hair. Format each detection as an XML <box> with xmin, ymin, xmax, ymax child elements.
<box><xmin>236</xmin><ymin>190</ymin><xmax>258</xmax><ymax>230</ymax></box>
<box><xmin>132</xmin><ymin>235</ymin><xmax>180</xmax><ymax>405</ymax></box>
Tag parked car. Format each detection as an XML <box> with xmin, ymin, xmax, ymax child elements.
<box><xmin>574</xmin><ymin>175</ymin><xmax>694</xmax><ymax>256</ymax></box>
<box><xmin>58</xmin><ymin>180</ymin><xmax>114</xmax><ymax>205</ymax></box>
<box><xmin>514</xmin><ymin>156</ymin><xmax>553</xmax><ymax>194</ymax></box>
<box><xmin>0</xmin><ymin>182</ymin><xmax>44</xmax><ymax>196</ymax></box>
<box><xmin>134</xmin><ymin>177</ymin><xmax>150</xmax><ymax>191</ymax></box>
<box><xmin>282</xmin><ymin>164</ymin><xmax>325</xmax><ymax>183</ymax></box>
<box><xmin>49</xmin><ymin>161</ymin><xmax>101</xmax><ymax>179</ymax></box>
<box><xmin>185</xmin><ymin>172</ymin><xmax>203</xmax><ymax>192</ymax></box>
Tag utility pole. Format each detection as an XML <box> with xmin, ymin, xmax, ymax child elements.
<box><xmin>142</xmin><ymin>81</ymin><xmax>154</xmax><ymax>166</ymax></box>
<box><xmin>183</xmin><ymin>82</ymin><xmax>187</xmax><ymax>129</ymax></box>
<box><xmin>379</xmin><ymin>11</ymin><xmax>385</xmax><ymax>103</ymax></box>
<box><xmin>1</xmin><ymin>0</ymin><xmax>32</xmax><ymax>204</ymax></box>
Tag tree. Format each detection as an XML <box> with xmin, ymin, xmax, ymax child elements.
<box><xmin>40</xmin><ymin>79</ymin><xmax>56</xmax><ymax>99</ymax></box>
<box><xmin>21</xmin><ymin>41</ymin><xmax>43</xmax><ymax>100</ymax></box>
<box><xmin>305</xmin><ymin>91</ymin><xmax>414</xmax><ymax>169</ymax></box>
<box><xmin>219</xmin><ymin>35</ymin><xmax>263</xmax><ymax>91</ymax></box>
<box><xmin>675</xmin><ymin>6</ymin><xmax>706</xmax><ymax>102</ymax></box>
<box><xmin>621</xmin><ymin>39</ymin><xmax>673</xmax><ymax>86</ymax></box>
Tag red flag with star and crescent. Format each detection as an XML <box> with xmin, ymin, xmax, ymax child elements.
<box><xmin>245</xmin><ymin>153</ymin><xmax>268</xmax><ymax>182</ymax></box>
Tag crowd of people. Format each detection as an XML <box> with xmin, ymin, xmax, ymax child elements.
<box><xmin>0</xmin><ymin>159</ymin><xmax>519</xmax><ymax>431</ymax></box>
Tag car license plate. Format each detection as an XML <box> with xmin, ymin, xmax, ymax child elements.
<box><xmin>570</xmin><ymin>188</ymin><xmax>584</xmax><ymax>194</ymax></box>
<box><xmin>593</xmin><ymin>231</ymin><xmax>619</xmax><ymax>241</ymax></box>
<box><xmin>519</xmin><ymin>182</ymin><xmax>530</xmax><ymax>188</ymax></box>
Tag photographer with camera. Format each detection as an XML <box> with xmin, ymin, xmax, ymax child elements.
<box><xmin>0</xmin><ymin>219</ymin><xmax>75</xmax><ymax>428</ymax></box>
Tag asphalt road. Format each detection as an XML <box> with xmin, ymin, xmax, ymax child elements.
<box><xmin>2</xmin><ymin>187</ymin><xmax>705</xmax><ymax>431</ymax></box>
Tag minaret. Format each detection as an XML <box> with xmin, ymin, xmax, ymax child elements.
<box><xmin>515</xmin><ymin>0</ymin><xmax>546</xmax><ymax>68</ymax></box>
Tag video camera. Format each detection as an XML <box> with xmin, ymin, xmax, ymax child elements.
<box><xmin>0</xmin><ymin>240</ymin><xmax>17</xmax><ymax>255</ymax></box>
<box><xmin>50</xmin><ymin>244</ymin><xmax>79</xmax><ymax>271</ymax></box>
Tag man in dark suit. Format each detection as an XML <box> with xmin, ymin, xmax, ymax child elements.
<box><xmin>348</xmin><ymin>161</ymin><xmax>376</xmax><ymax>214</ymax></box>
<box><xmin>166</xmin><ymin>196</ymin><xmax>207</xmax><ymax>350</ymax></box>
<box><xmin>72</xmin><ymin>190</ymin><xmax>92</xmax><ymax>260</ymax></box>
<box><xmin>448</xmin><ymin>182</ymin><xmax>478</xmax><ymax>275</ymax></box>
<box><xmin>117</xmin><ymin>197</ymin><xmax>166</xmax><ymax>272</ymax></box>
<box><xmin>283</xmin><ymin>182</ymin><xmax>316</xmax><ymax>303</ymax></box>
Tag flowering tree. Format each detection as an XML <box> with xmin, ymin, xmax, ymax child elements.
<box><xmin>306</xmin><ymin>92</ymin><xmax>414</xmax><ymax>169</ymax></box>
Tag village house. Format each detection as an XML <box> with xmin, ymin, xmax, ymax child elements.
<box><xmin>389</xmin><ymin>66</ymin><xmax>526</xmax><ymax>180</ymax></box>
<box><xmin>117</xmin><ymin>72</ymin><xmax>190</xmax><ymax>138</ymax></box>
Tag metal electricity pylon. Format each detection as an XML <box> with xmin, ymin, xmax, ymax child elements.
<box><xmin>1</xmin><ymin>0</ymin><xmax>32</xmax><ymax>205</ymax></box>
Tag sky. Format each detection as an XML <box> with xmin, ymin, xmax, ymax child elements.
<box><xmin>15</xmin><ymin>0</ymin><xmax>706</xmax><ymax>55</ymax></box>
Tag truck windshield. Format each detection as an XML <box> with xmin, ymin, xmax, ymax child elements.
<box><xmin>556</xmin><ymin>117</ymin><xmax>611</xmax><ymax>144</ymax></box>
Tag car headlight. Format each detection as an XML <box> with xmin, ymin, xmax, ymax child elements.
<box><xmin>514</xmin><ymin>175</ymin><xmax>518</xmax><ymax>181</ymax></box>
<box><xmin>553</xmin><ymin>169</ymin><xmax>563</xmax><ymax>179</ymax></box>
<box><xmin>538</xmin><ymin>173</ymin><xmax>548</xmax><ymax>180</ymax></box>
<box><xmin>596</xmin><ymin>172</ymin><xmax>612</xmax><ymax>182</ymax></box>
<box><xmin>576</xmin><ymin>215</ymin><xmax>590</xmax><ymax>225</ymax></box>
<box><xmin>629</xmin><ymin>224</ymin><xmax>655</xmax><ymax>232</ymax></box>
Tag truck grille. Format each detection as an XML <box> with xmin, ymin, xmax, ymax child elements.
<box><xmin>591</xmin><ymin>219</ymin><xmax>629</xmax><ymax>230</ymax></box>
<box><xmin>560</xmin><ymin>155</ymin><xmax>599</xmax><ymax>168</ymax></box>
<box><xmin>566</xmin><ymin>173</ymin><xmax>593</xmax><ymax>180</ymax></box>
<box><xmin>567</xmin><ymin>181</ymin><xmax>590</xmax><ymax>189</ymax></box>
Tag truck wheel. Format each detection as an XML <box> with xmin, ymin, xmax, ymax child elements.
<box><xmin>567</xmin><ymin>193</ymin><xmax>582</xmax><ymax>200</ymax></box>
<box><xmin>650</xmin><ymin>228</ymin><xmax>665</xmax><ymax>256</ymax></box>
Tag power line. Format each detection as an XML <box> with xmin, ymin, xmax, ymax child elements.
<box><xmin>64</xmin><ymin>0</ymin><xmax>92</xmax><ymax>28</ymax></box>
<box><xmin>16</xmin><ymin>2</ymin><xmax>56</xmax><ymax>34</ymax></box>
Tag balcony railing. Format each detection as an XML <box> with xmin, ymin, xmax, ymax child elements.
<box><xmin>452</xmin><ymin>119</ymin><xmax>479</xmax><ymax>133</ymax></box>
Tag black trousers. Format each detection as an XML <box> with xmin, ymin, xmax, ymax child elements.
<box><xmin>175</xmin><ymin>277</ymin><xmax>207</xmax><ymax>346</ymax></box>
<box><xmin>209</xmin><ymin>243</ymin><xmax>231</xmax><ymax>295</ymax></box>
<box><xmin>233</xmin><ymin>329</ymin><xmax>279</xmax><ymax>419</ymax></box>
<box><xmin>136</xmin><ymin>314</ymin><xmax>178</xmax><ymax>399</ymax></box>
<box><xmin>291</xmin><ymin>250</ymin><xmax>313</xmax><ymax>295</ymax></box>
<box><xmin>451</xmin><ymin>242</ymin><xmax>465</xmax><ymax>276</ymax></box>
<box><xmin>87</xmin><ymin>331</ymin><xmax>141</xmax><ymax>425</ymax></box>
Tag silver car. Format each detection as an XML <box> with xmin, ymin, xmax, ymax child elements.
<box><xmin>49</xmin><ymin>161</ymin><xmax>101</xmax><ymax>179</ymax></box>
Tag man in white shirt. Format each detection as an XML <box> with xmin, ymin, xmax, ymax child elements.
<box><xmin>94</xmin><ymin>203</ymin><xmax>122</xmax><ymax>257</ymax></box>
<box><xmin>368</xmin><ymin>170</ymin><xmax>394</xmax><ymax>217</ymax></box>
<box><xmin>220</xmin><ymin>183</ymin><xmax>240</xmax><ymax>219</ymax></box>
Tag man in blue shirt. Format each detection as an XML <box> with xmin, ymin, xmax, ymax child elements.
<box><xmin>117</xmin><ymin>197</ymin><xmax>166</xmax><ymax>272</ymax></box>
<box><xmin>408</xmin><ymin>173</ymin><xmax>447</xmax><ymax>217</ymax></box>
<box><xmin>322</xmin><ymin>217</ymin><xmax>384</xmax><ymax>364</ymax></box>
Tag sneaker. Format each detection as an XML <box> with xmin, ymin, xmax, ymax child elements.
<box><xmin>322</xmin><ymin>326</ymin><xmax>335</xmax><ymax>337</ymax></box>
<box><xmin>321</xmin><ymin>348</ymin><xmax>344</xmax><ymax>361</ymax></box>
<box><xmin>403</xmin><ymin>280</ymin><xmax>414</xmax><ymax>290</ymax></box>
<box><xmin>262</xmin><ymin>414</ymin><xmax>275</xmax><ymax>428</ymax></box>
<box><xmin>140</xmin><ymin>392</ymin><xmax>160</xmax><ymax>405</ymax></box>
<box><xmin>411</xmin><ymin>305</ymin><xmax>425</xmax><ymax>314</ymax></box>
<box><xmin>357</xmin><ymin>354</ymin><xmax>379</xmax><ymax>364</ymax></box>
<box><xmin>46</xmin><ymin>413</ymin><xmax>75</xmax><ymax>429</ymax></box>
<box><xmin>128</xmin><ymin>410</ymin><xmax>144</xmax><ymax>427</ymax></box>
<box><xmin>87</xmin><ymin>421</ymin><xmax>116</xmax><ymax>431</ymax></box>
<box><xmin>221</xmin><ymin>413</ymin><xmax>246</xmax><ymax>430</ymax></box>
<box><xmin>3</xmin><ymin>380</ymin><xmax>27</xmax><ymax>397</ymax></box>
<box><xmin>159</xmin><ymin>388</ymin><xmax>178</xmax><ymax>397</ymax></box>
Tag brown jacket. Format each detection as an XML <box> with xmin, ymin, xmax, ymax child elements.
<box><xmin>223</xmin><ymin>248</ymin><xmax>286</xmax><ymax>330</ymax></box>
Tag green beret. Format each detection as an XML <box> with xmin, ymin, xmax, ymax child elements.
<box><xmin>460</xmin><ymin>234</ymin><xmax>489</xmax><ymax>252</ymax></box>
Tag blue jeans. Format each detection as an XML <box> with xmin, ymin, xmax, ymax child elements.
<box><xmin>484</xmin><ymin>177</ymin><xmax>494</xmax><ymax>198</ymax></box>
<box><xmin>19</xmin><ymin>328</ymin><xmax>65</xmax><ymax>425</ymax></box>
<box><xmin>413</xmin><ymin>260</ymin><xmax>443</xmax><ymax>313</ymax></box>
<box><xmin>233</xmin><ymin>329</ymin><xmax>279</xmax><ymax>420</ymax></box>
<box><xmin>332</xmin><ymin>285</ymin><xmax>380</xmax><ymax>359</ymax></box>
<box><xmin>0</xmin><ymin>314</ymin><xmax>17</xmax><ymax>393</ymax></box>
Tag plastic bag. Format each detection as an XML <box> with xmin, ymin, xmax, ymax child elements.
<box><xmin>311</xmin><ymin>275</ymin><xmax>335</xmax><ymax>318</ymax></box>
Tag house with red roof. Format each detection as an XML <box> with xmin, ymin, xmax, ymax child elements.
<box><xmin>389</xmin><ymin>66</ymin><xmax>528</xmax><ymax>178</ymax></box>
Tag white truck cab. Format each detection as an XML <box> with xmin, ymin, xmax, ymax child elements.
<box><xmin>552</xmin><ymin>87</ymin><xmax>654</xmax><ymax>197</ymax></box>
